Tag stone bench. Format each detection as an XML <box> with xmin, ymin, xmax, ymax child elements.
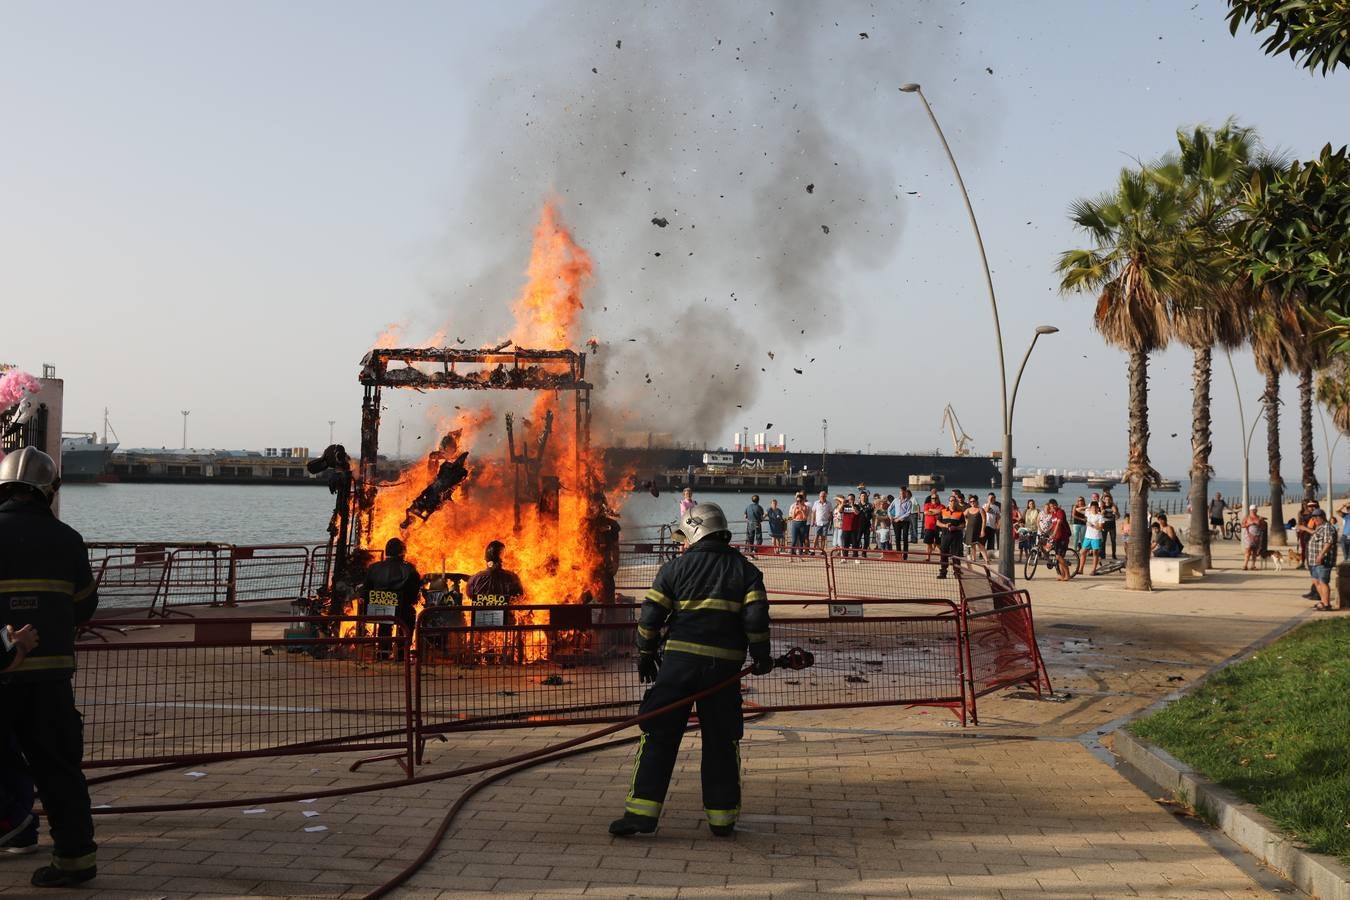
<box><xmin>1149</xmin><ymin>554</ymin><xmax>1205</xmax><ymax>584</ymax></box>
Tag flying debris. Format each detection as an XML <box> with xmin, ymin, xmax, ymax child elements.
<box><xmin>767</xmin><ymin>351</ymin><xmax>775</xmax><ymax>360</ymax></box>
<box><xmin>821</xmin><ymin>225</ymin><xmax>830</xmax><ymax>234</ymax></box>
<box><xmin>615</xmin><ymin>39</ymin><xmax>622</xmax><ymax>48</ymax></box>
<box><xmin>859</xmin><ymin>32</ymin><xmax>868</xmax><ymax>39</ymax></box>
<box><xmin>985</xmin><ymin>66</ymin><xmax>993</xmax><ymax>74</ymax></box>
<box><xmin>793</xmin><ymin>368</ymin><xmax>803</xmax><ymax>374</ymax></box>
<box><xmin>651</xmin><ymin>217</ymin><xmax>669</xmax><ymax>227</ymax></box>
<box><xmin>806</xmin><ymin>183</ymin><xmax>815</xmax><ymax>193</ymax></box>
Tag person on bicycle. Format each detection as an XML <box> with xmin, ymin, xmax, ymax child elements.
<box><xmin>1044</xmin><ymin>499</ymin><xmax>1072</xmax><ymax>581</ymax></box>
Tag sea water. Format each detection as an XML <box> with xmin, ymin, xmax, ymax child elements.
<box><xmin>59</xmin><ymin>477</ymin><xmax>1269</xmax><ymax>547</ymax></box>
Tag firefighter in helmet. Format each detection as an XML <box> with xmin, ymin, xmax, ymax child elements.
<box><xmin>609</xmin><ymin>502</ymin><xmax>773</xmax><ymax>838</ymax></box>
<box><xmin>0</xmin><ymin>448</ymin><xmax>100</xmax><ymax>886</ymax></box>
<box><xmin>467</xmin><ymin>541</ymin><xmax>525</xmax><ymax>662</ymax></box>
<box><xmin>361</xmin><ymin>538</ymin><xmax>420</xmax><ymax>660</ymax></box>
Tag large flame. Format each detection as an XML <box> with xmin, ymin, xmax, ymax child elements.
<box><xmin>363</xmin><ymin>204</ymin><xmax>609</xmax><ymax>659</ymax></box>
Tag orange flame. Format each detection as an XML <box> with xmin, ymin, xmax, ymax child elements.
<box><xmin>363</xmin><ymin>204</ymin><xmax>607</xmax><ymax>662</ymax></box>
<box><xmin>508</xmin><ymin>203</ymin><xmax>593</xmax><ymax>348</ymax></box>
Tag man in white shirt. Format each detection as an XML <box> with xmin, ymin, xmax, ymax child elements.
<box><xmin>890</xmin><ymin>489</ymin><xmax>915</xmax><ymax>559</ymax></box>
<box><xmin>982</xmin><ymin>493</ymin><xmax>1001</xmax><ymax>560</ymax></box>
<box><xmin>1079</xmin><ymin>500</ymin><xmax>1106</xmax><ymax>576</ymax></box>
<box><xmin>811</xmin><ymin>491</ymin><xmax>831</xmax><ymax>551</ymax></box>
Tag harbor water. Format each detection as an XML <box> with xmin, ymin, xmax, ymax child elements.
<box><xmin>59</xmin><ymin>477</ymin><xmax>1271</xmax><ymax>546</ymax></box>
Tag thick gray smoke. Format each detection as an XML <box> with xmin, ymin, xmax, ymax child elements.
<box><xmin>426</xmin><ymin>0</ymin><xmax>967</xmax><ymax>444</ymax></box>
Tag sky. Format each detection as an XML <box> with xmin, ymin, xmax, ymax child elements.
<box><xmin>3</xmin><ymin>1</ymin><xmax>1348</xmax><ymax>481</ymax></box>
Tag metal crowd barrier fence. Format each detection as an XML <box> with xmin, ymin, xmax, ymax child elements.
<box><xmin>87</xmin><ymin>542</ymin><xmax>333</xmax><ymax>617</ymax></box>
<box><xmin>75</xmin><ymin>615</ymin><xmax>414</xmax><ymax>772</ymax></box>
<box><xmin>73</xmin><ymin>550</ymin><xmax>1051</xmax><ymax>773</ymax></box>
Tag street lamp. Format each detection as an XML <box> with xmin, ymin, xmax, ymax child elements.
<box><xmin>180</xmin><ymin>410</ymin><xmax>190</xmax><ymax>450</ymax></box>
<box><xmin>328</xmin><ymin>420</ymin><xmax>336</xmax><ymax>445</ymax></box>
<box><xmin>901</xmin><ymin>83</ymin><xmax>1022</xmax><ymax>580</ymax></box>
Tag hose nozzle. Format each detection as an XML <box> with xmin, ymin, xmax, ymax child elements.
<box><xmin>775</xmin><ymin>647</ymin><xmax>814</xmax><ymax>671</ymax></box>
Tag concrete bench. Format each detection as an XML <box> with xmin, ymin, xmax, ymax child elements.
<box><xmin>1149</xmin><ymin>554</ymin><xmax>1205</xmax><ymax>584</ymax></box>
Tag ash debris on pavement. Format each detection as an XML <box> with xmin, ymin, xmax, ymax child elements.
<box><xmin>427</xmin><ymin>0</ymin><xmax>976</xmax><ymax>442</ymax></box>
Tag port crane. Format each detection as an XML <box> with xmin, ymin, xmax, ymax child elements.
<box><xmin>940</xmin><ymin>404</ymin><xmax>974</xmax><ymax>457</ymax></box>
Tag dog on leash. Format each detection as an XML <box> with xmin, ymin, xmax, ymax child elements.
<box><xmin>1256</xmin><ymin>548</ymin><xmax>1290</xmax><ymax>571</ymax></box>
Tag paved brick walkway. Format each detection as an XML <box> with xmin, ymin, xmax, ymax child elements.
<box><xmin>0</xmin><ymin>539</ymin><xmax>1319</xmax><ymax>897</ymax></box>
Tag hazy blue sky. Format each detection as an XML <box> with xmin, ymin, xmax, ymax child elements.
<box><xmin>3</xmin><ymin>1</ymin><xmax>1347</xmax><ymax>480</ymax></box>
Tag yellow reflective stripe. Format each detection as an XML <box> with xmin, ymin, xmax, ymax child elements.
<box><xmin>624</xmin><ymin>796</ymin><xmax>662</xmax><ymax>817</ymax></box>
<box><xmin>664</xmin><ymin>640</ymin><xmax>744</xmax><ymax>661</ymax></box>
<box><xmin>0</xmin><ymin>579</ymin><xmax>74</xmax><ymax>595</ymax></box>
<box><xmin>746</xmin><ymin>631</ymin><xmax>769</xmax><ymax>643</ymax></box>
<box><xmin>677</xmin><ymin>598</ymin><xmax>742</xmax><ymax>613</ymax></box>
<box><xmin>637</xmin><ymin>625</ymin><xmax>657</xmax><ymax>640</ymax></box>
<box><xmin>73</xmin><ymin>581</ymin><xmax>96</xmax><ymax>602</ymax></box>
<box><xmin>705</xmin><ymin>806</ymin><xmax>740</xmax><ymax>826</ymax></box>
<box><xmin>644</xmin><ymin>589</ymin><xmax>672</xmax><ymax>609</ymax></box>
<box><xmin>12</xmin><ymin>655</ymin><xmax>75</xmax><ymax>672</ymax></box>
<box><xmin>51</xmin><ymin>851</ymin><xmax>96</xmax><ymax>871</ymax></box>
<box><xmin>744</xmin><ymin>590</ymin><xmax>767</xmax><ymax>604</ymax></box>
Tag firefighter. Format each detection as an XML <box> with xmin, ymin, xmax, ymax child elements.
<box><xmin>467</xmin><ymin>541</ymin><xmax>525</xmax><ymax>663</ymax></box>
<box><xmin>609</xmin><ymin>502</ymin><xmax>773</xmax><ymax>838</ymax></box>
<box><xmin>0</xmin><ymin>448</ymin><xmax>99</xmax><ymax>887</ymax></box>
<box><xmin>361</xmin><ymin>538</ymin><xmax>420</xmax><ymax>661</ymax></box>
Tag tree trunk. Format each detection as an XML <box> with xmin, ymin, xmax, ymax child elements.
<box><xmin>1264</xmin><ymin>370</ymin><xmax>1287</xmax><ymax>545</ymax></box>
<box><xmin>1300</xmin><ymin>363</ymin><xmax>1318</xmax><ymax>501</ymax></box>
<box><xmin>1188</xmin><ymin>346</ymin><xmax>1213</xmax><ymax>569</ymax></box>
<box><xmin>1125</xmin><ymin>348</ymin><xmax>1153</xmax><ymax>590</ymax></box>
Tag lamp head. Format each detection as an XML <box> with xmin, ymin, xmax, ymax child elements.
<box><xmin>1035</xmin><ymin>325</ymin><xmax>1060</xmax><ymax>335</ymax></box>
<box><xmin>898</xmin><ymin>83</ymin><xmax>921</xmax><ymax>93</ymax></box>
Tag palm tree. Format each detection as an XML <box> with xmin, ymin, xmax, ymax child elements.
<box><xmin>1295</xmin><ymin>310</ymin><xmax>1329</xmax><ymax>501</ymax></box>
<box><xmin>1251</xmin><ymin>293</ymin><xmax>1303</xmax><ymax>544</ymax></box>
<box><xmin>1317</xmin><ymin>353</ymin><xmax>1350</xmax><ymax>437</ymax></box>
<box><xmin>1157</xmin><ymin>122</ymin><xmax>1260</xmax><ymax>568</ymax></box>
<box><xmin>1059</xmin><ymin>167</ymin><xmax>1189</xmax><ymax>590</ymax></box>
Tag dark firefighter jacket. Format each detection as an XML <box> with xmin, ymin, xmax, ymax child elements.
<box><xmin>637</xmin><ymin>536</ymin><xmax>769</xmax><ymax>662</ymax></box>
<box><xmin>0</xmin><ymin>498</ymin><xmax>99</xmax><ymax>682</ymax></box>
<box><xmin>362</xmin><ymin>558</ymin><xmax>421</xmax><ymax>621</ymax></box>
<box><xmin>467</xmin><ymin>568</ymin><xmax>524</xmax><ymax>606</ymax></box>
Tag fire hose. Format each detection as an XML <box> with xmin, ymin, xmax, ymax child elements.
<box><xmin>76</xmin><ymin>647</ymin><xmax>815</xmax><ymax>896</ymax></box>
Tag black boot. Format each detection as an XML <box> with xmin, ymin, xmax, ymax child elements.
<box><xmin>608</xmin><ymin>814</ymin><xmax>657</xmax><ymax>836</ymax></box>
<box><xmin>708</xmin><ymin>821</ymin><xmax>735</xmax><ymax>837</ymax></box>
<box><xmin>31</xmin><ymin>865</ymin><xmax>97</xmax><ymax>888</ymax></box>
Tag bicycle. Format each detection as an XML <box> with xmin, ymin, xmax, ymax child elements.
<box><xmin>1022</xmin><ymin>538</ymin><xmax>1078</xmax><ymax>580</ymax></box>
<box><xmin>1221</xmin><ymin>508</ymin><xmax>1241</xmax><ymax>541</ymax></box>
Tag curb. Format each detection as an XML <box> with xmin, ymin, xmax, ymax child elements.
<box><xmin>1113</xmin><ymin>727</ymin><xmax>1350</xmax><ymax>900</ymax></box>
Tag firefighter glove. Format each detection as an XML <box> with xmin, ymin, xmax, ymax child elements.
<box><xmin>750</xmin><ymin>651</ymin><xmax>775</xmax><ymax>676</ymax></box>
<box><xmin>638</xmin><ymin>651</ymin><xmax>661</xmax><ymax>684</ymax></box>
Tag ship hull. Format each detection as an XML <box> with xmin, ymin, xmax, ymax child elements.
<box><xmin>605</xmin><ymin>448</ymin><xmax>1001</xmax><ymax>489</ymax></box>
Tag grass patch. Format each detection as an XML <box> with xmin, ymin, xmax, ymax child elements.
<box><xmin>1131</xmin><ymin>617</ymin><xmax>1350</xmax><ymax>863</ymax></box>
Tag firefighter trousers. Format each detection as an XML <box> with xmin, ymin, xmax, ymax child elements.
<box><xmin>625</xmin><ymin>651</ymin><xmax>743</xmax><ymax>829</ymax></box>
<box><xmin>0</xmin><ymin>678</ymin><xmax>96</xmax><ymax>870</ymax></box>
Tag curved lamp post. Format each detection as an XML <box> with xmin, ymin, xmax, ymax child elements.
<box><xmin>901</xmin><ymin>83</ymin><xmax>1053</xmax><ymax>581</ymax></box>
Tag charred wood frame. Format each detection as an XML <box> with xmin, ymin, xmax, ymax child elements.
<box><xmin>351</xmin><ymin>346</ymin><xmax>593</xmax><ymax>563</ymax></box>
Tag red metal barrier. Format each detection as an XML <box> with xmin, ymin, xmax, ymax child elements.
<box><xmin>74</xmin><ymin>616</ymin><xmax>414</xmax><ymax>772</ymax></box>
<box><xmin>73</xmin><ymin>551</ymin><xmax>1052</xmax><ymax>772</ymax></box>
<box><xmin>227</xmin><ymin>544</ymin><xmax>315</xmax><ymax>604</ymax></box>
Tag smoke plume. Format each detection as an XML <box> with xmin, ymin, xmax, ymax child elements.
<box><xmin>426</xmin><ymin>0</ymin><xmax>967</xmax><ymax>444</ymax></box>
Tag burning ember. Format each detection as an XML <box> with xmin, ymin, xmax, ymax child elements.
<box><xmin>346</xmin><ymin>204</ymin><xmax>619</xmax><ymax>660</ymax></box>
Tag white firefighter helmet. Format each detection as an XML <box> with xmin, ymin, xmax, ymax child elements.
<box><xmin>674</xmin><ymin>502</ymin><xmax>730</xmax><ymax>546</ymax></box>
<box><xmin>0</xmin><ymin>446</ymin><xmax>58</xmax><ymax>498</ymax></box>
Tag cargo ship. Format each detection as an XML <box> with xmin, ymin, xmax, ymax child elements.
<box><xmin>108</xmin><ymin>447</ymin><xmax>326</xmax><ymax>485</ymax></box>
<box><xmin>60</xmin><ymin>433</ymin><xmax>119</xmax><ymax>482</ymax></box>
<box><xmin>604</xmin><ymin>444</ymin><xmax>1001</xmax><ymax>492</ymax></box>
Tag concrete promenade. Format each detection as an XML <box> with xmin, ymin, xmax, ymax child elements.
<box><xmin>0</xmin><ymin>538</ymin><xmax>1325</xmax><ymax>898</ymax></box>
